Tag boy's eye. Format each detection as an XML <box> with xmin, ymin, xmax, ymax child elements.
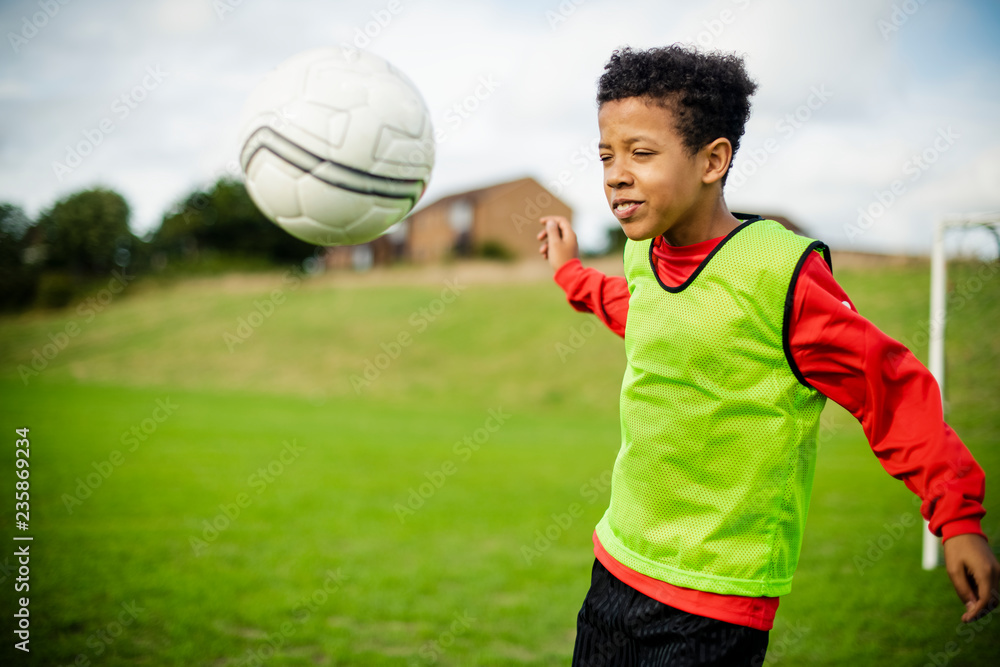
<box><xmin>599</xmin><ymin>155</ymin><xmax>612</xmax><ymax>162</ymax></box>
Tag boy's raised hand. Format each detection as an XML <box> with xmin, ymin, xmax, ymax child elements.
<box><xmin>943</xmin><ymin>533</ymin><xmax>1000</xmax><ymax>622</ymax></box>
<box><xmin>537</xmin><ymin>215</ymin><xmax>579</xmax><ymax>272</ymax></box>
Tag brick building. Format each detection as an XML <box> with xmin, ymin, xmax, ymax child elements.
<box><xmin>404</xmin><ymin>176</ymin><xmax>572</xmax><ymax>263</ymax></box>
<box><xmin>323</xmin><ymin>176</ymin><xmax>571</xmax><ymax>269</ymax></box>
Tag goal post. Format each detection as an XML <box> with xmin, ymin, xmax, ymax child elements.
<box><xmin>923</xmin><ymin>212</ymin><xmax>1000</xmax><ymax>570</ymax></box>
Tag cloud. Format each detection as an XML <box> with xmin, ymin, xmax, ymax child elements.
<box><xmin>0</xmin><ymin>0</ymin><xmax>996</xmax><ymax>254</ymax></box>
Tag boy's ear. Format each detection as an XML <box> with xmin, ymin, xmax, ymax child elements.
<box><xmin>701</xmin><ymin>138</ymin><xmax>733</xmax><ymax>185</ymax></box>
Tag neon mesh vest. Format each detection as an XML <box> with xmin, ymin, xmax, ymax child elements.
<box><xmin>594</xmin><ymin>216</ymin><xmax>831</xmax><ymax>597</ymax></box>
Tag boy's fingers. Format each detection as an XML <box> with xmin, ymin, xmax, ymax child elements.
<box><xmin>968</xmin><ymin>568</ymin><xmax>999</xmax><ymax>621</ymax></box>
<box><xmin>553</xmin><ymin>217</ymin><xmax>573</xmax><ymax>238</ymax></box>
<box><xmin>546</xmin><ymin>219</ymin><xmax>562</xmax><ymax>239</ymax></box>
<box><xmin>948</xmin><ymin>563</ymin><xmax>977</xmax><ymax>620</ymax></box>
<box><xmin>965</xmin><ymin>584</ymin><xmax>986</xmax><ymax>622</ymax></box>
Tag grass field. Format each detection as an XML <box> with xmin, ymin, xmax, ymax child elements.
<box><xmin>0</xmin><ymin>257</ymin><xmax>998</xmax><ymax>666</ymax></box>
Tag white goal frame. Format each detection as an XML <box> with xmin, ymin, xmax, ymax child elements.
<box><xmin>923</xmin><ymin>212</ymin><xmax>1000</xmax><ymax>570</ymax></box>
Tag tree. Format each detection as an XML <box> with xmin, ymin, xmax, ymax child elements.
<box><xmin>0</xmin><ymin>203</ymin><xmax>31</xmax><ymax>240</ymax></box>
<box><xmin>151</xmin><ymin>178</ymin><xmax>315</xmax><ymax>265</ymax></box>
<box><xmin>605</xmin><ymin>223</ymin><xmax>627</xmax><ymax>256</ymax></box>
<box><xmin>0</xmin><ymin>203</ymin><xmax>38</xmax><ymax>310</ymax></box>
<box><xmin>36</xmin><ymin>188</ymin><xmax>137</xmax><ymax>275</ymax></box>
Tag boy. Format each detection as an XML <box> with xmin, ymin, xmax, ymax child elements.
<box><xmin>537</xmin><ymin>45</ymin><xmax>999</xmax><ymax>666</ymax></box>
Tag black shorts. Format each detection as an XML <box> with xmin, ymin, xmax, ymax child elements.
<box><xmin>573</xmin><ymin>559</ymin><xmax>770</xmax><ymax>667</ymax></box>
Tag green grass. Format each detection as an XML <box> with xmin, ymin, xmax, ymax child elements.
<box><xmin>0</xmin><ymin>258</ymin><xmax>997</xmax><ymax>665</ymax></box>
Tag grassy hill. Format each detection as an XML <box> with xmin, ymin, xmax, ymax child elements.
<box><xmin>0</xmin><ymin>257</ymin><xmax>997</xmax><ymax>665</ymax></box>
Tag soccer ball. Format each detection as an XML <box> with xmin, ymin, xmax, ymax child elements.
<box><xmin>238</xmin><ymin>47</ymin><xmax>435</xmax><ymax>246</ymax></box>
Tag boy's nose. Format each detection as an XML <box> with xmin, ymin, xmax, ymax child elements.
<box><xmin>605</xmin><ymin>164</ymin><xmax>634</xmax><ymax>189</ymax></box>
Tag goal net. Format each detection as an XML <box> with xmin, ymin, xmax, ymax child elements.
<box><xmin>923</xmin><ymin>212</ymin><xmax>1000</xmax><ymax>569</ymax></box>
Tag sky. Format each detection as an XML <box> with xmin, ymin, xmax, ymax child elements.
<box><xmin>1</xmin><ymin>0</ymin><xmax>998</xmax><ymax>256</ymax></box>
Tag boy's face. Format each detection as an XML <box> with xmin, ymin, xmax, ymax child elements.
<box><xmin>598</xmin><ymin>96</ymin><xmax>705</xmax><ymax>242</ymax></box>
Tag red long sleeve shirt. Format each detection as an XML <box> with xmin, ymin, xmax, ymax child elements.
<box><xmin>554</xmin><ymin>233</ymin><xmax>986</xmax><ymax>630</ymax></box>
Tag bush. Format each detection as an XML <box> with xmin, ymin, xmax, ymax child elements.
<box><xmin>477</xmin><ymin>240</ymin><xmax>515</xmax><ymax>262</ymax></box>
<box><xmin>34</xmin><ymin>272</ymin><xmax>76</xmax><ymax>309</ymax></box>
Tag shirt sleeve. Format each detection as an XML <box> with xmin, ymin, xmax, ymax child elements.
<box><xmin>553</xmin><ymin>258</ymin><xmax>629</xmax><ymax>339</ymax></box>
<box><xmin>789</xmin><ymin>253</ymin><xmax>986</xmax><ymax>542</ymax></box>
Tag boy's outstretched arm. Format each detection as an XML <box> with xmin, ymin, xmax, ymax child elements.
<box><xmin>538</xmin><ymin>216</ymin><xmax>629</xmax><ymax>338</ymax></box>
<box><xmin>788</xmin><ymin>254</ymin><xmax>999</xmax><ymax>623</ymax></box>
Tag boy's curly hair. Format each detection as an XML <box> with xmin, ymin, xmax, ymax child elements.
<box><xmin>597</xmin><ymin>45</ymin><xmax>758</xmax><ymax>182</ymax></box>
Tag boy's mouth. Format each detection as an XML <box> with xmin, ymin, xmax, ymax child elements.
<box><xmin>612</xmin><ymin>199</ymin><xmax>643</xmax><ymax>219</ymax></box>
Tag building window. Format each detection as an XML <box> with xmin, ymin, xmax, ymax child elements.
<box><xmin>449</xmin><ymin>199</ymin><xmax>473</xmax><ymax>233</ymax></box>
<box><xmin>449</xmin><ymin>199</ymin><xmax>474</xmax><ymax>257</ymax></box>
<box><xmin>351</xmin><ymin>244</ymin><xmax>374</xmax><ymax>271</ymax></box>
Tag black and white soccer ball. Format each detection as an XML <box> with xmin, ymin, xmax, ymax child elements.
<box><xmin>238</xmin><ymin>47</ymin><xmax>435</xmax><ymax>246</ymax></box>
